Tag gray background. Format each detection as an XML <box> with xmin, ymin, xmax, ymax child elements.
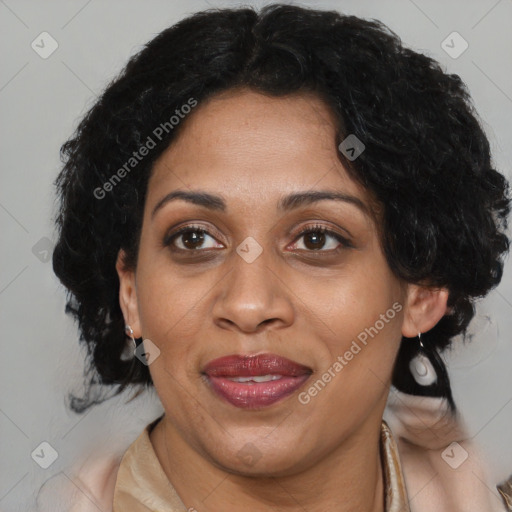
<box><xmin>1</xmin><ymin>0</ymin><xmax>511</xmax><ymax>510</ymax></box>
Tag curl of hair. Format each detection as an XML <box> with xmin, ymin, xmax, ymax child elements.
<box><xmin>53</xmin><ymin>4</ymin><xmax>510</xmax><ymax>413</ymax></box>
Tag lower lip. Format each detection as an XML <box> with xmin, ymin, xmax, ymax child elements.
<box><xmin>205</xmin><ymin>375</ymin><xmax>311</xmax><ymax>409</ymax></box>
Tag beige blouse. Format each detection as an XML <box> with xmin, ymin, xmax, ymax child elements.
<box><xmin>113</xmin><ymin>416</ymin><xmax>409</xmax><ymax>511</ymax></box>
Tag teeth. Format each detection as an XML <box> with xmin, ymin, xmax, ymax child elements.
<box><xmin>228</xmin><ymin>374</ymin><xmax>283</xmax><ymax>383</ymax></box>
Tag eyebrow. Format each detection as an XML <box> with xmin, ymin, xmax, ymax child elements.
<box><xmin>151</xmin><ymin>189</ymin><xmax>369</xmax><ymax>219</ymax></box>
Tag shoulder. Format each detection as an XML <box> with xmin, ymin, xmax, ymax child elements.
<box><xmin>36</xmin><ymin>416</ymin><xmax>164</xmax><ymax>512</ymax></box>
<box><xmin>36</xmin><ymin>454</ymin><xmax>122</xmax><ymax>512</ymax></box>
<box><xmin>385</xmin><ymin>389</ymin><xmax>508</xmax><ymax>512</ymax></box>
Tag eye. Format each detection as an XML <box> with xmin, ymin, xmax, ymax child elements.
<box><xmin>290</xmin><ymin>224</ymin><xmax>352</xmax><ymax>252</ymax></box>
<box><xmin>164</xmin><ymin>225</ymin><xmax>223</xmax><ymax>251</ymax></box>
<box><xmin>163</xmin><ymin>223</ymin><xmax>352</xmax><ymax>254</ymax></box>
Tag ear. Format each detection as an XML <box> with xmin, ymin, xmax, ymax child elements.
<box><xmin>116</xmin><ymin>249</ymin><xmax>142</xmax><ymax>338</ymax></box>
<box><xmin>401</xmin><ymin>283</ymin><xmax>449</xmax><ymax>338</ymax></box>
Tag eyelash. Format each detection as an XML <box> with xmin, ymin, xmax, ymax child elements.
<box><xmin>291</xmin><ymin>224</ymin><xmax>353</xmax><ymax>252</ymax></box>
<box><xmin>163</xmin><ymin>223</ymin><xmax>353</xmax><ymax>254</ymax></box>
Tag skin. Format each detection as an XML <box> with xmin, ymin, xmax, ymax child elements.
<box><xmin>117</xmin><ymin>88</ymin><xmax>448</xmax><ymax>512</ymax></box>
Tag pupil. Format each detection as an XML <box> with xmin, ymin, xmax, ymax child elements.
<box><xmin>183</xmin><ymin>230</ymin><xmax>204</xmax><ymax>249</ymax></box>
<box><xmin>305</xmin><ymin>231</ymin><xmax>325</xmax><ymax>250</ymax></box>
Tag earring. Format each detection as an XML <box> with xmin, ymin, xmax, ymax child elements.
<box><xmin>120</xmin><ymin>324</ymin><xmax>137</xmax><ymax>361</ymax></box>
<box><xmin>409</xmin><ymin>332</ymin><xmax>437</xmax><ymax>386</ymax></box>
<box><xmin>391</xmin><ymin>331</ymin><xmax>455</xmax><ymax>410</ymax></box>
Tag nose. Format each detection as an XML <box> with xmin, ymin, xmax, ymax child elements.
<box><xmin>212</xmin><ymin>249</ymin><xmax>294</xmax><ymax>334</ymax></box>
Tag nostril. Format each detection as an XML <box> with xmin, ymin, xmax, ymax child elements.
<box><xmin>258</xmin><ymin>318</ymin><xmax>278</xmax><ymax>327</ymax></box>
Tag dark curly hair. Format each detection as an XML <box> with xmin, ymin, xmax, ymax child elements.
<box><xmin>52</xmin><ymin>4</ymin><xmax>510</xmax><ymax>413</ymax></box>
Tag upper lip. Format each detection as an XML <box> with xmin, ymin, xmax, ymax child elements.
<box><xmin>203</xmin><ymin>353</ymin><xmax>312</xmax><ymax>377</ymax></box>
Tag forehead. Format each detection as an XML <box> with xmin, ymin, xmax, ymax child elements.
<box><xmin>148</xmin><ymin>88</ymin><xmax>370</xmax><ymax>210</ymax></box>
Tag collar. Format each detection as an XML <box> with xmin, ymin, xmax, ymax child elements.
<box><xmin>381</xmin><ymin>420</ymin><xmax>410</xmax><ymax>512</ymax></box>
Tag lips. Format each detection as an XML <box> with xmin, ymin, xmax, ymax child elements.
<box><xmin>202</xmin><ymin>353</ymin><xmax>312</xmax><ymax>409</ymax></box>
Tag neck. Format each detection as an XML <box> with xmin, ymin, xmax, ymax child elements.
<box><xmin>150</xmin><ymin>415</ymin><xmax>385</xmax><ymax>512</ymax></box>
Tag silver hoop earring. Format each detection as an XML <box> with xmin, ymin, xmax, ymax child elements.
<box><xmin>120</xmin><ymin>324</ymin><xmax>137</xmax><ymax>361</ymax></box>
<box><xmin>408</xmin><ymin>332</ymin><xmax>437</xmax><ymax>386</ymax></box>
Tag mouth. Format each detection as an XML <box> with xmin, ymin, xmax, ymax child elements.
<box><xmin>202</xmin><ymin>353</ymin><xmax>312</xmax><ymax>409</ymax></box>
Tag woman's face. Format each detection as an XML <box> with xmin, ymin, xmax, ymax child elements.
<box><xmin>118</xmin><ymin>88</ymin><xmax>414</xmax><ymax>475</ymax></box>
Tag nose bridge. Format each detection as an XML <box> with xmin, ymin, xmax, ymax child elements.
<box><xmin>232</xmin><ymin>243</ymin><xmax>273</xmax><ymax>296</ymax></box>
<box><xmin>213</xmin><ymin>239</ymin><xmax>293</xmax><ymax>332</ymax></box>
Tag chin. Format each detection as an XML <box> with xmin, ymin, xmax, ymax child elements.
<box><xmin>206</xmin><ymin>441</ymin><xmax>312</xmax><ymax>478</ymax></box>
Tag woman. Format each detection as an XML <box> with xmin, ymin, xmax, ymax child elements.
<box><xmin>51</xmin><ymin>4</ymin><xmax>511</xmax><ymax>511</ymax></box>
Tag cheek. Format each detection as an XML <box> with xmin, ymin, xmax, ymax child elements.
<box><xmin>295</xmin><ymin>252</ymin><xmax>403</xmax><ymax>350</ymax></box>
<box><xmin>135</xmin><ymin>263</ymin><xmax>210</xmax><ymax>372</ymax></box>
<box><xmin>295</xmin><ymin>256</ymin><xmax>404</xmax><ymax>401</ymax></box>
<box><xmin>135</xmin><ymin>274</ymin><xmax>206</xmax><ymax>416</ymax></box>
